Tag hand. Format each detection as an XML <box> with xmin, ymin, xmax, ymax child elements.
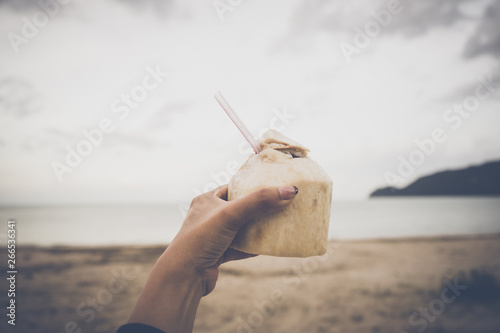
<box><xmin>168</xmin><ymin>184</ymin><xmax>298</xmax><ymax>295</ymax></box>
<box><xmin>128</xmin><ymin>184</ymin><xmax>298</xmax><ymax>333</ymax></box>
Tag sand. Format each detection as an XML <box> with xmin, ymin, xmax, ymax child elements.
<box><xmin>1</xmin><ymin>235</ymin><xmax>500</xmax><ymax>333</ymax></box>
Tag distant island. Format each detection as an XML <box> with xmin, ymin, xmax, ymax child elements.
<box><xmin>370</xmin><ymin>160</ymin><xmax>500</xmax><ymax>197</ymax></box>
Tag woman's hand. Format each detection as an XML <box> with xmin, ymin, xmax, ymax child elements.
<box><xmin>169</xmin><ymin>184</ymin><xmax>298</xmax><ymax>295</ymax></box>
<box><xmin>128</xmin><ymin>184</ymin><xmax>298</xmax><ymax>333</ymax></box>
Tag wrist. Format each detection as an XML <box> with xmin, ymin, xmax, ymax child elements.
<box><xmin>159</xmin><ymin>246</ymin><xmax>206</xmax><ymax>291</ymax></box>
<box><xmin>128</xmin><ymin>251</ymin><xmax>204</xmax><ymax>333</ymax></box>
<box><xmin>158</xmin><ymin>250</ymin><xmax>203</xmax><ymax>286</ymax></box>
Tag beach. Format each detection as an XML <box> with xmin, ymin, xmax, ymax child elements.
<box><xmin>2</xmin><ymin>234</ymin><xmax>500</xmax><ymax>333</ymax></box>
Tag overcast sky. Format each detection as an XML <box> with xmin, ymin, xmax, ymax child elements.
<box><xmin>0</xmin><ymin>0</ymin><xmax>499</xmax><ymax>205</ymax></box>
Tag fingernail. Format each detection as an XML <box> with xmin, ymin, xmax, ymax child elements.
<box><xmin>279</xmin><ymin>186</ymin><xmax>299</xmax><ymax>200</ymax></box>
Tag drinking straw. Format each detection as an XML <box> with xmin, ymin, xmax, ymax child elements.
<box><xmin>214</xmin><ymin>92</ymin><xmax>262</xmax><ymax>154</ymax></box>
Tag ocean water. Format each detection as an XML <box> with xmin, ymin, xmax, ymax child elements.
<box><xmin>0</xmin><ymin>197</ymin><xmax>499</xmax><ymax>246</ymax></box>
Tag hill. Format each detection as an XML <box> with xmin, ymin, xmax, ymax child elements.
<box><xmin>370</xmin><ymin>160</ymin><xmax>500</xmax><ymax>197</ymax></box>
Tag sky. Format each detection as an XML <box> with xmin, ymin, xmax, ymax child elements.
<box><xmin>0</xmin><ymin>0</ymin><xmax>499</xmax><ymax>205</ymax></box>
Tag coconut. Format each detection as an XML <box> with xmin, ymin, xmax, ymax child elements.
<box><xmin>228</xmin><ymin>130</ymin><xmax>332</xmax><ymax>257</ymax></box>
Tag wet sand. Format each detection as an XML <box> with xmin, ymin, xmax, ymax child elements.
<box><xmin>1</xmin><ymin>235</ymin><xmax>500</xmax><ymax>333</ymax></box>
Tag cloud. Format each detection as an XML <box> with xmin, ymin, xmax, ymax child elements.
<box><xmin>1</xmin><ymin>0</ymin><xmax>499</xmax><ymax>204</ymax></box>
<box><xmin>0</xmin><ymin>78</ymin><xmax>42</xmax><ymax>118</ymax></box>
<box><xmin>144</xmin><ymin>99</ymin><xmax>198</xmax><ymax>132</ymax></box>
<box><xmin>0</xmin><ymin>0</ymin><xmax>39</xmax><ymax>11</ymax></box>
<box><xmin>104</xmin><ymin>131</ymin><xmax>171</xmax><ymax>150</ymax></box>
<box><xmin>0</xmin><ymin>0</ymin><xmax>185</xmax><ymax>20</ymax></box>
<box><xmin>451</xmin><ymin>1</ymin><xmax>500</xmax><ymax>102</ymax></box>
<box><xmin>463</xmin><ymin>0</ymin><xmax>500</xmax><ymax>59</ymax></box>
<box><xmin>382</xmin><ymin>0</ymin><xmax>471</xmax><ymax>37</ymax></box>
<box><xmin>291</xmin><ymin>0</ymin><xmax>472</xmax><ymax>34</ymax></box>
<box><xmin>278</xmin><ymin>0</ymin><xmax>479</xmax><ymax>53</ymax></box>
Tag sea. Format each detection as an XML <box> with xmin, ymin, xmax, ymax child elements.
<box><xmin>0</xmin><ymin>197</ymin><xmax>499</xmax><ymax>246</ymax></box>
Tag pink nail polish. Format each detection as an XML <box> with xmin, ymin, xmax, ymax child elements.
<box><xmin>279</xmin><ymin>186</ymin><xmax>298</xmax><ymax>200</ymax></box>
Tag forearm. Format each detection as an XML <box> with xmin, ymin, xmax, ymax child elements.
<box><xmin>128</xmin><ymin>252</ymin><xmax>203</xmax><ymax>333</ymax></box>
<box><xmin>125</xmin><ymin>185</ymin><xmax>294</xmax><ymax>332</ymax></box>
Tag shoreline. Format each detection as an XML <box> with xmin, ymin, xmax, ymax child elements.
<box><xmin>16</xmin><ymin>232</ymin><xmax>500</xmax><ymax>249</ymax></box>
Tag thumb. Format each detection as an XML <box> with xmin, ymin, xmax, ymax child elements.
<box><xmin>214</xmin><ymin>185</ymin><xmax>298</xmax><ymax>232</ymax></box>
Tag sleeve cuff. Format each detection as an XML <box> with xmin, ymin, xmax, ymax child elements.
<box><xmin>117</xmin><ymin>323</ymin><xmax>166</xmax><ymax>333</ymax></box>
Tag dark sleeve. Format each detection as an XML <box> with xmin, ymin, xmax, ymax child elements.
<box><xmin>117</xmin><ymin>323</ymin><xmax>166</xmax><ymax>333</ymax></box>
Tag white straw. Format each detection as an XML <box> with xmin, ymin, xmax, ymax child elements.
<box><xmin>214</xmin><ymin>92</ymin><xmax>262</xmax><ymax>154</ymax></box>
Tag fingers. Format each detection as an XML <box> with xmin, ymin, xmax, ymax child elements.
<box><xmin>212</xmin><ymin>184</ymin><xmax>228</xmax><ymax>201</ymax></box>
<box><xmin>213</xmin><ymin>186</ymin><xmax>298</xmax><ymax>232</ymax></box>
<box><xmin>221</xmin><ymin>248</ymin><xmax>257</xmax><ymax>264</ymax></box>
<box><xmin>188</xmin><ymin>185</ymin><xmax>227</xmax><ymax>214</ymax></box>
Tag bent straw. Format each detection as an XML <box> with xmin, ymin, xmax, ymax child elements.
<box><xmin>214</xmin><ymin>92</ymin><xmax>262</xmax><ymax>154</ymax></box>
